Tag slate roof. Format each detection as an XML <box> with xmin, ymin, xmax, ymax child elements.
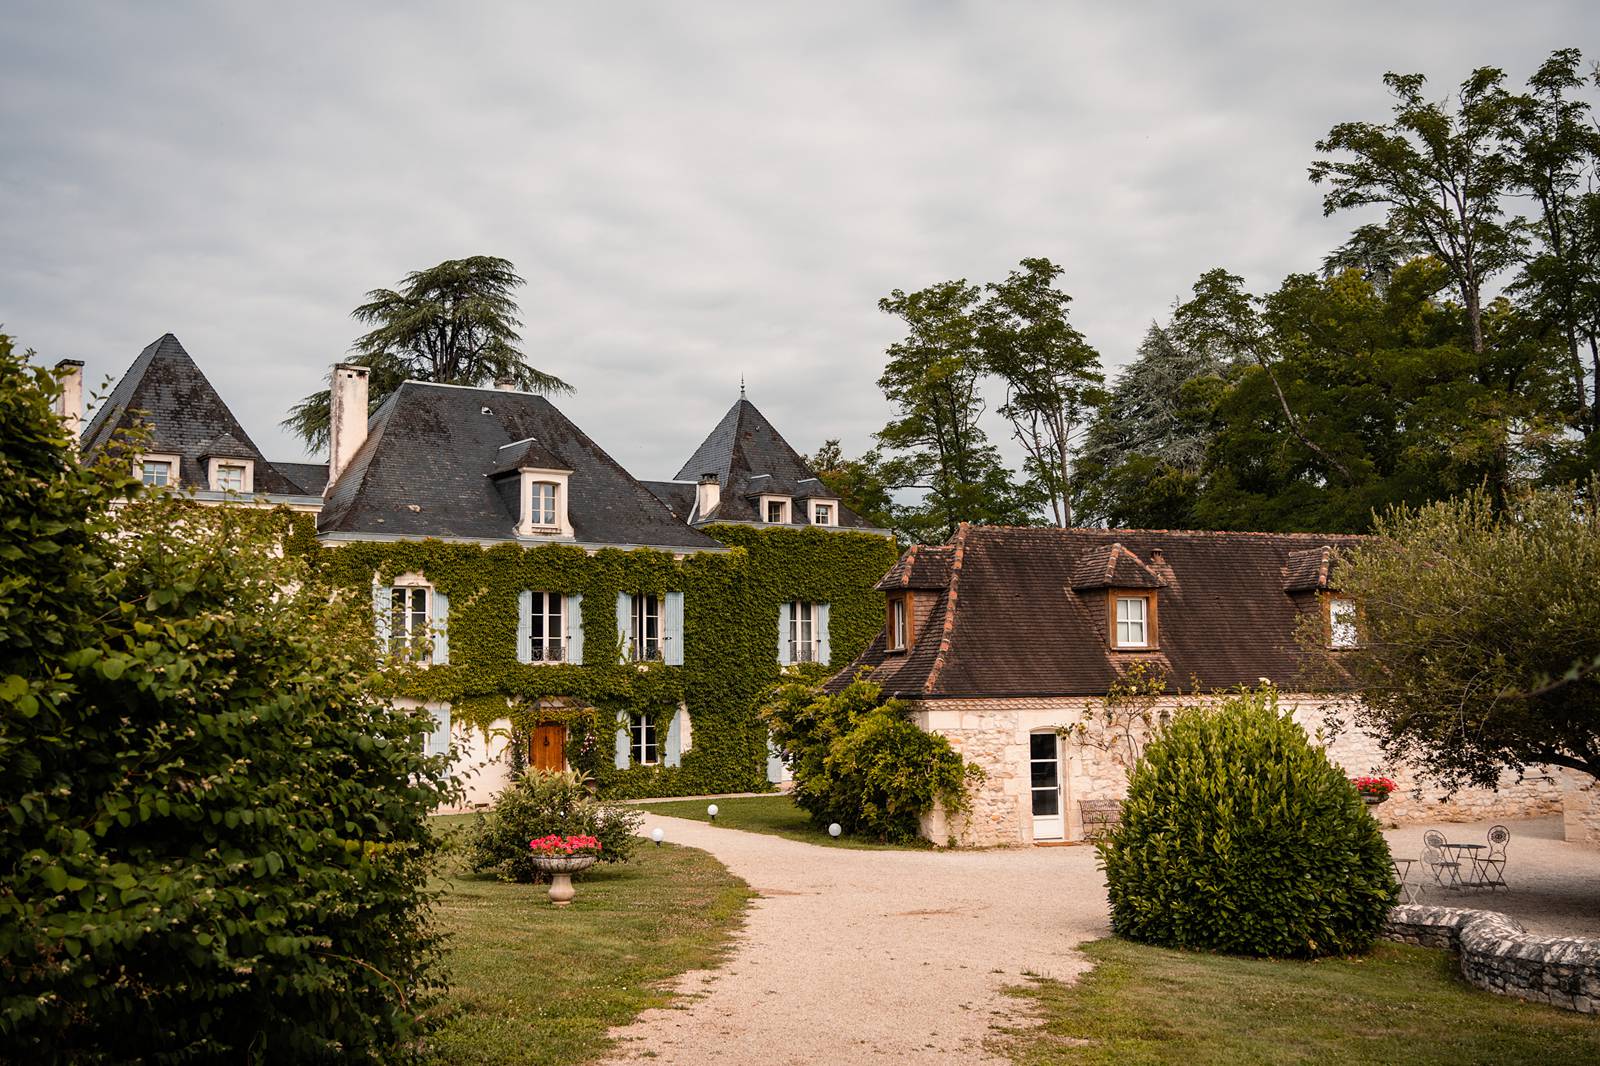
<box><xmin>642</xmin><ymin>480</ymin><xmax>698</xmax><ymax>523</ymax></box>
<box><xmin>833</xmin><ymin>525</ymin><xmax>1366</xmax><ymax>698</ymax></box>
<box><xmin>667</xmin><ymin>396</ymin><xmax>875</xmax><ymax>528</ymax></box>
<box><xmin>80</xmin><ymin>334</ymin><xmax>308</xmax><ymax>497</ymax></box>
<box><xmin>273</xmin><ymin>462</ymin><xmax>330</xmax><ymax>496</ymax></box>
<box><xmin>318</xmin><ymin>381</ymin><xmax>721</xmax><ymax>549</ymax></box>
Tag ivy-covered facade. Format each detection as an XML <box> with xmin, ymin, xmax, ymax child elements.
<box><xmin>71</xmin><ymin>337</ymin><xmax>899</xmax><ymax>803</ymax></box>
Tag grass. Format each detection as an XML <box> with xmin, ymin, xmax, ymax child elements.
<box><xmin>427</xmin><ymin>814</ymin><xmax>752</xmax><ymax>1065</ymax></box>
<box><xmin>639</xmin><ymin>794</ymin><xmax>932</xmax><ymax>850</ymax></box>
<box><xmin>996</xmin><ymin>937</ymin><xmax>1600</xmax><ymax>1065</ymax></box>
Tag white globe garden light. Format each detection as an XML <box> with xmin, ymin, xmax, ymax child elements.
<box><xmin>707</xmin><ymin>804</ymin><xmax>719</xmax><ymax>821</ymax></box>
<box><xmin>651</xmin><ymin>827</ymin><xmax>665</xmax><ymax>846</ymax></box>
<box><xmin>828</xmin><ymin>823</ymin><xmax>842</xmax><ymax>838</ymax></box>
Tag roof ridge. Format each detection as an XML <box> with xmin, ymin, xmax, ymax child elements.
<box><xmin>970</xmin><ymin>523</ymin><xmax>1364</xmax><ymax>539</ymax></box>
<box><xmin>922</xmin><ymin>523</ymin><xmax>971</xmax><ymax>696</ymax></box>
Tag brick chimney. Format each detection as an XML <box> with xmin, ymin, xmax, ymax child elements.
<box><xmin>695</xmin><ymin>473</ymin><xmax>720</xmax><ymax>521</ymax></box>
<box><xmin>53</xmin><ymin>359</ymin><xmax>84</xmax><ymax>443</ymax></box>
<box><xmin>326</xmin><ymin>363</ymin><xmax>370</xmax><ymax>494</ymax></box>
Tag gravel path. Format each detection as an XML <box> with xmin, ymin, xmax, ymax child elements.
<box><xmin>602</xmin><ymin>814</ymin><xmax>1108</xmax><ymax>1066</ymax></box>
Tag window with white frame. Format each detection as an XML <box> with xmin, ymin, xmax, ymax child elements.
<box><xmin>390</xmin><ymin>585</ymin><xmax>432</xmax><ymax>658</ymax></box>
<box><xmin>888</xmin><ymin>596</ymin><xmax>908</xmax><ymax>651</ymax></box>
<box><xmin>788</xmin><ymin>601</ymin><xmax>819</xmax><ymax>663</ymax></box>
<box><xmin>764</xmin><ymin>496</ymin><xmax>791</xmax><ymax>523</ymax></box>
<box><xmin>631</xmin><ymin>593</ymin><xmax>662</xmax><ymax>661</ymax></box>
<box><xmin>1329</xmin><ymin>596</ymin><xmax>1358</xmax><ymax>648</ymax></box>
<box><xmin>528</xmin><ymin>591</ymin><xmax>565</xmax><ymax>661</ymax></box>
<box><xmin>141</xmin><ymin>460</ymin><xmax>172</xmax><ymax>487</ymax></box>
<box><xmin>1115</xmin><ymin>595</ymin><xmax>1148</xmax><ymax>647</ymax></box>
<box><xmin>214</xmin><ymin>463</ymin><xmax>246</xmax><ymax>492</ymax></box>
<box><xmin>629</xmin><ymin>712</ymin><xmax>658</xmax><ymax>765</ymax></box>
<box><xmin>811</xmin><ymin>501</ymin><xmax>834</xmax><ymax>526</ymax></box>
<box><xmin>529</xmin><ymin>481</ymin><xmax>558</xmax><ymax>528</ymax></box>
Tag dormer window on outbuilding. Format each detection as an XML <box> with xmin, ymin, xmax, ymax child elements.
<box><xmin>1070</xmin><ymin>542</ymin><xmax>1164</xmax><ymax>651</ymax></box>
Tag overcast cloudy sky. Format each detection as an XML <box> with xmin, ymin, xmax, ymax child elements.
<box><xmin>2</xmin><ymin>3</ymin><xmax>1593</xmax><ymax>478</ymax></box>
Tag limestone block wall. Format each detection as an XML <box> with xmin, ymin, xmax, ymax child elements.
<box><xmin>913</xmin><ymin>694</ymin><xmax>1563</xmax><ymax>848</ymax></box>
<box><xmin>1560</xmin><ymin>769</ymin><xmax>1600</xmax><ymax>847</ymax></box>
<box><xmin>1384</xmin><ymin>904</ymin><xmax>1600</xmax><ymax>1013</ymax></box>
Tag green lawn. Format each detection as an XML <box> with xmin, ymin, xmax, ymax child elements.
<box><xmin>997</xmin><ymin>937</ymin><xmax>1600</xmax><ymax>1065</ymax></box>
<box><xmin>640</xmin><ymin>794</ymin><xmax>932</xmax><ymax>850</ymax></box>
<box><xmin>427</xmin><ymin>815</ymin><xmax>752</xmax><ymax>1065</ymax></box>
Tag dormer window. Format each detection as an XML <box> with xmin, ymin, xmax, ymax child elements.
<box><xmin>214</xmin><ymin>464</ymin><xmax>246</xmax><ymax>491</ymax></box>
<box><xmin>809</xmin><ymin>499</ymin><xmax>838</xmax><ymax>526</ymax></box>
<box><xmin>762</xmin><ymin>495</ymin><xmax>792</xmax><ymax>524</ymax></box>
<box><xmin>512</xmin><ymin>468</ymin><xmax>572</xmax><ymax>538</ymax></box>
<box><xmin>1109</xmin><ymin>590</ymin><xmax>1157</xmax><ymax>649</ymax></box>
<box><xmin>530</xmin><ymin>481</ymin><xmax>558</xmax><ymax>528</ymax></box>
<box><xmin>141</xmin><ymin>459</ymin><xmax>173</xmax><ymax>487</ymax></box>
<box><xmin>887</xmin><ymin>594</ymin><xmax>911</xmax><ymax>652</ymax></box>
<box><xmin>1329</xmin><ymin>596</ymin><xmax>1358</xmax><ymax>648</ymax></box>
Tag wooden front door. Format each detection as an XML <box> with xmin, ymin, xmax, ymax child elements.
<box><xmin>531</xmin><ymin>724</ymin><xmax>567</xmax><ymax>772</ymax></box>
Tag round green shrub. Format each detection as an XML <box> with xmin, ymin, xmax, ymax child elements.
<box><xmin>1101</xmin><ymin>689</ymin><xmax>1396</xmax><ymax>958</ymax></box>
<box><xmin>465</xmin><ymin>769</ymin><xmax>643</xmax><ymax>881</ymax></box>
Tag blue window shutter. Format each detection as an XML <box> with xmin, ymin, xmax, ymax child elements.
<box><xmin>429</xmin><ymin>704</ymin><xmax>452</xmax><ymax>757</ymax></box>
<box><xmin>566</xmin><ymin>593</ymin><xmax>584</xmax><ymax>664</ymax></box>
<box><xmin>431</xmin><ymin>591</ymin><xmax>450</xmax><ymax>665</ymax></box>
<box><xmin>777</xmin><ymin>603</ymin><xmax>791</xmax><ymax>665</ymax></box>
<box><xmin>614</xmin><ymin>709</ymin><xmax>630</xmax><ymax>769</ymax></box>
<box><xmin>615</xmin><ymin>592</ymin><xmax>632</xmax><ymax>663</ymax></box>
<box><xmin>516</xmin><ymin>590</ymin><xmax>533</xmax><ymax>664</ymax></box>
<box><xmin>664</xmin><ymin>591</ymin><xmax>685</xmax><ymax>665</ymax></box>
<box><xmin>766</xmin><ymin>734</ymin><xmax>786</xmax><ymax>784</ymax></box>
<box><xmin>817</xmin><ymin>602</ymin><xmax>831</xmax><ymax>665</ymax></box>
<box><xmin>665</xmin><ymin>707</ymin><xmax>683</xmax><ymax>767</ymax></box>
<box><xmin>373</xmin><ymin>583</ymin><xmax>392</xmax><ymax>654</ymax></box>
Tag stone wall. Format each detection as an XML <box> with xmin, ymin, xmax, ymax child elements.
<box><xmin>1560</xmin><ymin>769</ymin><xmax>1600</xmax><ymax>847</ymax></box>
<box><xmin>1384</xmin><ymin>904</ymin><xmax>1600</xmax><ymax>1013</ymax></box>
<box><xmin>913</xmin><ymin>694</ymin><xmax>1563</xmax><ymax>848</ymax></box>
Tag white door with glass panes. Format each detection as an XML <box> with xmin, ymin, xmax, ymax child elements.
<box><xmin>1030</xmin><ymin>732</ymin><xmax>1064</xmax><ymax>840</ymax></box>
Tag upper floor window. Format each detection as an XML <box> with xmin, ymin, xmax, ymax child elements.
<box><xmin>632</xmin><ymin>593</ymin><xmax>662</xmax><ymax>661</ymax></box>
<box><xmin>530</xmin><ymin>481</ymin><xmax>558</xmax><ymax>528</ymax></box>
<box><xmin>214</xmin><ymin>463</ymin><xmax>246</xmax><ymax>492</ymax></box>
<box><xmin>142</xmin><ymin>460</ymin><xmax>172</xmax><ymax>487</ymax></box>
<box><xmin>888</xmin><ymin>596</ymin><xmax>909</xmax><ymax>651</ymax></box>
<box><xmin>789</xmin><ymin>601</ymin><xmax>818</xmax><ymax>663</ymax></box>
<box><xmin>762</xmin><ymin>495</ymin><xmax>791</xmax><ymax>523</ymax></box>
<box><xmin>390</xmin><ymin>585</ymin><xmax>432</xmax><ymax>658</ymax></box>
<box><xmin>629</xmin><ymin>712</ymin><xmax>658</xmax><ymax>765</ymax></box>
<box><xmin>1114</xmin><ymin>595</ymin><xmax>1149</xmax><ymax>648</ymax></box>
<box><xmin>529</xmin><ymin>591</ymin><xmax>564</xmax><ymax>661</ymax></box>
<box><xmin>811</xmin><ymin>502</ymin><xmax>834</xmax><ymax>526</ymax></box>
<box><xmin>1329</xmin><ymin>596</ymin><xmax>1358</xmax><ymax>648</ymax></box>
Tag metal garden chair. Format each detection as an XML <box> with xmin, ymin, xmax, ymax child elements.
<box><xmin>1421</xmin><ymin>829</ymin><xmax>1462</xmax><ymax>890</ymax></box>
<box><xmin>1478</xmin><ymin>824</ymin><xmax>1510</xmax><ymax>891</ymax></box>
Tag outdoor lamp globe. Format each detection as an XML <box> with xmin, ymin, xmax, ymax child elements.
<box><xmin>828</xmin><ymin>823</ymin><xmax>842</xmax><ymax>838</ymax></box>
<box><xmin>707</xmin><ymin>804</ymin><xmax>719</xmax><ymax>820</ymax></box>
<box><xmin>651</xmin><ymin>827</ymin><xmax>665</xmax><ymax>846</ymax></box>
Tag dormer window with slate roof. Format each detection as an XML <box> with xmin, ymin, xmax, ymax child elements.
<box><xmin>489</xmin><ymin>436</ymin><xmax>575</xmax><ymax>539</ymax></box>
<box><xmin>808</xmin><ymin>498</ymin><xmax>838</xmax><ymax>526</ymax></box>
<box><xmin>761</xmin><ymin>494</ymin><xmax>792</xmax><ymax>524</ymax></box>
<box><xmin>139</xmin><ymin>455</ymin><xmax>179</xmax><ymax>487</ymax></box>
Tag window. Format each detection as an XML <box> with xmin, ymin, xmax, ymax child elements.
<box><xmin>765</xmin><ymin>498</ymin><xmax>789</xmax><ymax>523</ymax></box>
<box><xmin>789</xmin><ymin>601</ymin><xmax>818</xmax><ymax>663</ymax></box>
<box><xmin>390</xmin><ymin>585</ymin><xmax>431</xmax><ymax>658</ymax></box>
<box><xmin>528</xmin><ymin>591</ymin><xmax>564</xmax><ymax>661</ymax></box>
<box><xmin>1115</xmin><ymin>596</ymin><xmax>1148</xmax><ymax>647</ymax></box>
<box><xmin>888</xmin><ymin>596</ymin><xmax>908</xmax><ymax>651</ymax></box>
<box><xmin>530</xmin><ymin>482</ymin><xmax>558</xmax><ymax>527</ymax></box>
<box><xmin>214</xmin><ymin>463</ymin><xmax>246</xmax><ymax>492</ymax></box>
<box><xmin>141</xmin><ymin>460</ymin><xmax>172</xmax><ymax>487</ymax></box>
<box><xmin>629</xmin><ymin>712</ymin><xmax>658</xmax><ymax>765</ymax></box>
<box><xmin>631</xmin><ymin>593</ymin><xmax>661</xmax><ymax>661</ymax></box>
<box><xmin>812</xmin><ymin>503</ymin><xmax>834</xmax><ymax>526</ymax></box>
<box><xmin>1330</xmin><ymin>597</ymin><xmax>1358</xmax><ymax>648</ymax></box>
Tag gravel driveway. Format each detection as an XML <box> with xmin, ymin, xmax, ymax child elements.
<box><xmin>602</xmin><ymin>814</ymin><xmax>1109</xmax><ymax>1066</ymax></box>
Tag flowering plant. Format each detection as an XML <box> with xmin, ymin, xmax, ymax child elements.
<box><xmin>1350</xmin><ymin>775</ymin><xmax>1397</xmax><ymax>797</ymax></box>
<box><xmin>528</xmin><ymin>834</ymin><xmax>602</xmax><ymax>857</ymax></box>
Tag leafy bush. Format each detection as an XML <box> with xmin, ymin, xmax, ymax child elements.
<box><xmin>1101</xmin><ymin>688</ymin><xmax>1397</xmax><ymax>958</ymax></box>
<box><xmin>763</xmin><ymin>675</ymin><xmax>980</xmax><ymax>843</ymax></box>
<box><xmin>0</xmin><ymin>336</ymin><xmax>458</xmax><ymax>1060</ymax></box>
<box><xmin>466</xmin><ymin>770</ymin><xmax>643</xmax><ymax>882</ymax></box>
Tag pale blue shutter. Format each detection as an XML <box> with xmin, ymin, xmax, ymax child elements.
<box><xmin>428</xmin><ymin>704</ymin><xmax>452</xmax><ymax>757</ymax></box>
<box><xmin>516</xmin><ymin>590</ymin><xmax>533</xmax><ymax>664</ymax></box>
<box><xmin>777</xmin><ymin>603</ymin><xmax>791</xmax><ymax>665</ymax></box>
<box><xmin>614</xmin><ymin>709</ymin><xmax>630</xmax><ymax>769</ymax></box>
<box><xmin>616</xmin><ymin>592</ymin><xmax>633</xmax><ymax>663</ymax></box>
<box><xmin>373</xmin><ymin>584</ymin><xmax>392</xmax><ymax>655</ymax></box>
<box><xmin>566</xmin><ymin>593</ymin><xmax>584</xmax><ymax>664</ymax></box>
<box><xmin>766</xmin><ymin>734</ymin><xmax>786</xmax><ymax>784</ymax></box>
<box><xmin>430</xmin><ymin>590</ymin><xmax>450</xmax><ymax>665</ymax></box>
<box><xmin>665</xmin><ymin>707</ymin><xmax>683</xmax><ymax>767</ymax></box>
<box><xmin>664</xmin><ymin>591</ymin><xmax>685</xmax><ymax>665</ymax></box>
<box><xmin>817</xmin><ymin>602</ymin><xmax>831</xmax><ymax>665</ymax></box>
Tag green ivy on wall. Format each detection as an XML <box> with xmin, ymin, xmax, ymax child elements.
<box><xmin>295</xmin><ymin>524</ymin><xmax>898</xmax><ymax>800</ymax></box>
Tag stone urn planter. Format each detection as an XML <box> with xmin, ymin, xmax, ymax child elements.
<box><xmin>530</xmin><ymin>854</ymin><xmax>598</xmax><ymax>906</ymax></box>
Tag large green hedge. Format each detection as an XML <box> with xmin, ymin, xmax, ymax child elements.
<box><xmin>1101</xmin><ymin>689</ymin><xmax>1397</xmax><ymax>958</ymax></box>
<box><xmin>302</xmin><ymin>524</ymin><xmax>898</xmax><ymax>798</ymax></box>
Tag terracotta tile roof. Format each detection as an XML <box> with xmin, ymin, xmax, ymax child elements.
<box><xmin>1283</xmin><ymin>546</ymin><xmax>1337</xmax><ymax>592</ymax></box>
<box><xmin>836</xmin><ymin>525</ymin><xmax>1365</xmax><ymax>698</ymax></box>
<box><xmin>874</xmin><ymin>544</ymin><xmax>954</xmax><ymax>590</ymax></box>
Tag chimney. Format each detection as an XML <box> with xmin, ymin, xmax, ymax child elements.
<box><xmin>53</xmin><ymin>359</ymin><xmax>84</xmax><ymax>444</ymax></box>
<box><xmin>695</xmin><ymin>473</ymin><xmax>720</xmax><ymax>520</ymax></box>
<box><xmin>326</xmin><ymin>363</ymin><xmax>370</xmax><ymax>494</ymax></box>
<box><xmin>494</xmin><ymin>377</ymin><xmax>517</xmax><ymax>392</ymax></box>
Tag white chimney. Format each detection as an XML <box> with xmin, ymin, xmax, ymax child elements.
<box><xmin>695</xmin><ymin>473</ymin><xmax>720</xmax><ymax>521</ymax></box>
<box><xmin>494</xmin><ymin>377</ymin><xmax>517</xmax><ymax>391</ymax></box>
<box><xmin>326</xmin><ymin>363</ymin><xmax>370</xmax><ymax>494</ymax></box>
<box><xmin>54</xmin><ymin>359</ymin><xmax>84</xmax><ymax>444</ymax></box>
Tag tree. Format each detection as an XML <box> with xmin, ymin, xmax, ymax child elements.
<box><xmin>807</xmin><ymin>439</ymin><xmax>896</xmax><ymax>531</ymax></box>
<box><xmin>978</xmin><ymin>257</ymin><xmax>1105</xmax><ymax>526</ymax></box>
<box><xmin>285</xmin><ymin>256</ymin><xmax>571</xmax><ymax>449</ymax></box>
<box><xmin>1311</xmin><ymin>65</ymin><xmax>1519</xmax><ymax>355</ymax></box>
<box><xmin>874</xmin><ymin>279</ymin><xmax>1035</xmax><ymax>541</ymax></box>
<box><xmin>1320</xmin><ymin>223</ymin><xmax>1426</xmax><ymax>292</ymax></box>
<box><xmin>1310</xmin><ymin>486</ymin><xmax>1600</xmax><ymax>791</ymax></box>
<box><xmin>1</xmin><ymin>334</ymin><xmax>456</xmax><ymax>1058</ymax></box>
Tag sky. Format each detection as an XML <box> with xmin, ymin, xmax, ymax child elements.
<box><xmin>2</xmin><ymin>2</ymin><xmax>1594</xmax><ymax>480</ymax></box>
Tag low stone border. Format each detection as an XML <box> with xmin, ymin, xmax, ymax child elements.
<box><xmin>1384</xmin><ymin>903</ymin><xmax>1600</xmax><ymax>1013</ymax></box>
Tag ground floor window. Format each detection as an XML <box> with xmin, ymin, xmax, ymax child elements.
<box><xmin>630</xmin><ymin>712</ymin><xmax>658</xmax><ymax>765</ymax></box>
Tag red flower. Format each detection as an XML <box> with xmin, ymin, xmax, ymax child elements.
<box><xmin>528</xmin><ymin>834</ymin><xmax>604</xmax><ymax>856</ymax></box>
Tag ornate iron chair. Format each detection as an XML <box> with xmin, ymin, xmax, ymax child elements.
<box><xmin>1421</xmin><ymin>829</ymin><xmax>1461</xmax><ymax>890</ymax></box>
<box><xmin>1478</xmin><ymin>824</ymin><xmax>1510</xmax><ymax>891</ymax></box>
